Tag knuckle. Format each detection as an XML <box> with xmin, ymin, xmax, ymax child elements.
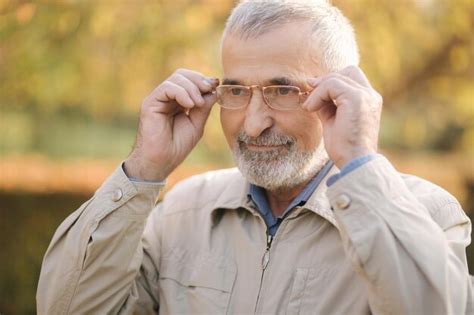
<box><xmin>161</xmin><ymin>80</ymin><xmax>173</xmax><ymax>89</ymax></box>
<box><xmin>171</xmin><ymin>74</ymin><xmax>199</xmax><ymax>93</ymax></box>
<box><xmin>175</xmin><ymin>68</ymin><xmax>187</xmax><ymax>74</ymax></box>
<box><xmin>175</xmin><ymin>84</ymin><xmax>187</xmax><ymax>93</ymax></box>
<box><xmin>175</xmin><ymin>72</ymin><xmax>186</xmax><ymax>80</ymax></box>
<box><xmin>376</xmin><ymin>92</ymin><xmax>383</xmax><ymax>106</ymax></box>
<box><xmin>165</xmin><ymin>80</ymin><xmax>182</xmax><ymax>92</ymax></box>
<box><xmin>325</xmin><ymin>76</ymin><xmax>339</xmax><ymax>85</ymax></box>
<box><xmin>168</xmin><ymin>73</ymin><xmax>183</xmax><ymax>83</ymax></box>
<box><xmin>369</xmin><ymin>90</ymin><xmax>383</xmax><ymax>106</ymax></box>
<box><xmin>184</xmin><ymin>81</ymin><xmax>201</xmax><ymax>96</ymax></box>
<box><xmin>325</xmin><ymin>73</ymin><xmax>339</xmax><ymax>81</ymax></box>
<box><xmin>171</xmin><ymin>73</ymin><xmax>186</xmax><ymax>85</ymax></box>
<box><xmin>344</xmin><ymin>65</ymin><xmax>358</xmax><ymax>75</ymax></box>
<box><xmin>141</xmin><ymin>95</ymin><xmax>153</xmax><ymax>107</ymax></box>
<box><xmin>342</xmin><ymin>66</ymin><xmax>362</xmax><ymax>82</ymax></box>
<box><xmin>346</xmin><ymin>65</ymin><xmax>359</xmax><ymax>73</ymax></box>
<box><xmin>141</xmin><ymin>100</ymin><xmax>153</xmax><ymax>111</ymax></box>
<box><xmin>157</xmin><ymin>81</ymin><xmax>172</xmax><ymax>96</ymax></box>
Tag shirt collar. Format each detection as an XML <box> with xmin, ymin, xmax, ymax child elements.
<box><xmin>247</xmin><ymin>160</ymin><xmax>334</xmax><ymax>219</ymax></box>
<box><xmin>211</xmin><ymin>162</ymin><xmax>341</xmax><ymax>228</ymax></box>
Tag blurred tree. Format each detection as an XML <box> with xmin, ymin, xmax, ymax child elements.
<box><xmin>0</xmin><ymin>0</ymin><xmax>472</xmax><ymax>157</ymax></box>
<box><xmin>335</xmin><ymin>0</ymin><xmax>474</xmax><ymax>152</ymax></box>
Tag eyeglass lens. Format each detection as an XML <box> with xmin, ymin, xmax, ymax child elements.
<box><xmin>216</xmin><ymin>86</ymin><xmax>301</xmax><ymax>110</ymax></box>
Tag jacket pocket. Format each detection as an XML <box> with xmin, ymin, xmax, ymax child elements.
<box><xmin>159</xmin><ymin>251</ymin><xmax>236</xmax><ymax>314</ymax></box>
<box><xmin>286</xmin><ymin>268</ymin><xmax>311</xmax><ymax>314</ymax></box>
<box><xmin>286</xmin><ymin>265</ymin><xmax>369</xmax><ymax>315</ymax></box>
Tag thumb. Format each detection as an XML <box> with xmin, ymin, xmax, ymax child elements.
<box><xmin>316</xmin><ymin>101</ymin><xmax>337</xmax><ymax>124</ymax></box>
<box><xmin>188</xmin><ymin>92</ymin><xmax>217</xmax><ymax>132</ymax></box>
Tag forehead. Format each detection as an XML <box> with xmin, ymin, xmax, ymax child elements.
<box><xmin>221</xmin><ymin>21</ymin><xmax>322</xmax><ymax>84</ymax></box>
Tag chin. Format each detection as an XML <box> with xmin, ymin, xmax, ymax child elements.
<box><xmin>233</xmin><ymin>143</ymin><xmax>329</xmax><ymax>190</ymax></box>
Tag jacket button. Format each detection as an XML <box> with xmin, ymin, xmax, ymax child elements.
<box><xmin>334</xmin><ymin>194</ymin><xmax>351</xmax><ymax>210</ymax></box>
<box><xmin>112</xmin><ymin>188</ymin><xmax>123</xmax><ymax>202</ymax></box>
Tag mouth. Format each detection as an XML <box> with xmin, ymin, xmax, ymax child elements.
<box><xmin>239</xmin><ymin>141</ymin><xmax>292</xmax><ymax>153</ymax></box>
<box><xmin>245</xmin><ymin>144</ymin><xmax>285</xmax><ymax>152</ymax></box>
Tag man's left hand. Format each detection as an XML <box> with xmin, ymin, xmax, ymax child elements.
<box><xmin>303</xmin><ymin>66</ymin><xmax>383</xmax><ymax>169</ymax></box>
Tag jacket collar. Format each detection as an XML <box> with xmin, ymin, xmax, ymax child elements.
<box><xmin>211</xmin><ymin>163</ymin><xmax>341</xmax><ymax>228</ymax></box>
<box><xmin>211</xmin><ymin>169</ymin><xmax>249</xmax><ymax>210</ymax></box>
<box><xmin>303</xmin><ymin>163</ymin><xmax>340</xmax><ymax>228</ymax></box>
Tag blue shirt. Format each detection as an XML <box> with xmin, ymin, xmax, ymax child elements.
<box><xmin>248</xmin><ymin>154</ymin><xmax>377</xmax><ymax>236</ymax></box>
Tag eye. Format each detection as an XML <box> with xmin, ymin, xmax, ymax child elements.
<box><xmin>230</xmin><ymin>87</ymin><xmax>245</xmax><ymax>96</ymax></box>
<box><xmin>277</xmin><ymin>87</ymin><xmax>291</xmax><ymax>95</ymax></box>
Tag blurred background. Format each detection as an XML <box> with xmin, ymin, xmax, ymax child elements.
<box><xmin>0</xmin><ymin>0</ymin><xmax>472</xmax><ymax>313</ymax></box>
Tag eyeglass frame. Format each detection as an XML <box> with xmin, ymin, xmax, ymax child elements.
<box><xmin>215</xmin><ymin>84</ymin><xmax>312</xmax><ymax>111</ymax></box>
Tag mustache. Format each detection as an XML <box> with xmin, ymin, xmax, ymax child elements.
<box><xmin>237</xmin><ymin>130</ymin><xmax>295</xmax><ymax>146</ymax></box>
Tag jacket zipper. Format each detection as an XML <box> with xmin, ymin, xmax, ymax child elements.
<box><xmin>261</xmin><ymin>234</ymin><xmax>273</xmax><ymax>270</ymax></box>
<box><xmin>254</xmin><ymin>232</ymin><xmax>274</xmax><ymax>313</ymax></box>
<box><xmin>251</xmin><ymin>206</ymin><xmax>303</xmax><ymax>313</ymax></box>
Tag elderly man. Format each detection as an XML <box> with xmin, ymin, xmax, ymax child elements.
<box><xmin>37</xmin><ymin>1</ymin><xmax>472</xmax><ymax>314</ymax></box>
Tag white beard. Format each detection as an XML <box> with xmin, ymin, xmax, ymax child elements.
<box><xmin>232</xmin><ymin>130</ymin><xmax>329</xmax><ymax>191</ymax></box>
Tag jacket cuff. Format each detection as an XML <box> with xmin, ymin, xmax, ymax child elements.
<box><xmin>326</xmin><ymin>155</ymin><xmax>404</xmax><ymax>211</ymax></box>
<box><xmin>93</xmin><ymin>163</ymin><xmax>165</xmax><ymax>217</ymax></box>
<box><xmin>326</xmin><ymin>154</ymin><xmax>379</xmax><ymax>186</ymax></box>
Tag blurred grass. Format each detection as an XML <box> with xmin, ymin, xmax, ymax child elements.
<box><xmin>0</xmin><ymin>151</ymin><xmax>473</xmax><ymax>315</ymax></box>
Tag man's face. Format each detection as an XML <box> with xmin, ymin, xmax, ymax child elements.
<box><xmin>220</xmin><ymin>21</ymin><xmax>328</xmax><ymax>190</ymax></box>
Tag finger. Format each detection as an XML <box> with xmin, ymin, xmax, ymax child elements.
<box><xmin>303</xmin><ymin>77</ymin><xmax>355</xmax><ymax>111</ymax></box>
<box><xmin>316</xmin><ymin>101</ymin><xmax>337</xmax><ymax>123</ymax></box>
<box><xmin>154</xmin><ymin>80</ymin><xmax>195</xmax><ymax>109</ymax></box>
<box><xmin>308</xmin><ymin>72</ymin><xmax>360</xmax><ymax>89</ymax></box>
<box><xmin>337</xmin><ymin>65</ymin><xmax>371</xmax><ymax>88</ymax></box>
<box><xmin>175</xmin><ymin>68</ymin><xmax>220</xmax><ymax>93</ymax></box>
<box><xmin>169</xmin><ymin>73</ymin><xmax>205</xmax><ymax>107</ymax></box>
<box><xmin>188</xmin><ymin>91</ymin><xmax>217</xmax><ymax>132</ymax></box>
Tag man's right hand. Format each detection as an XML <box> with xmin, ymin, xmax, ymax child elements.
<box><xmin>124</xmin><ymin>69</ymin><xmax>219</xmax><ymax>181</ymax></box>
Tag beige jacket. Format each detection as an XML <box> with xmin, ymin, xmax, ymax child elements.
<box><xmin>37</xmin><ymin>156</ymin><xmax>473</xmax><ymax>314</ymax></box>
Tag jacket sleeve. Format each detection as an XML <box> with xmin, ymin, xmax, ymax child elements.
<box><xmin>327</xmin><ymin>155</ymin><xmax>473</xmax><ymax>315</ymax></box>
<box><xmin>36</xmin><ymin>164</ymin><xmax>164</xmax><ymax>315</ymax></box>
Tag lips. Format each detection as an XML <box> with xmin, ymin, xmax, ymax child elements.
<box><xmin>239</xmin><ymin>141</ymin><xmax>292</xmax><ymax>152</ymax></box>
<box><xmin>245</xmin><ymin>144</ymin><xmax>284</xmax><ymax>152</ymax></box>
<box><xmin>236</xmin><ymin>131</ymin><xmax>295</xmax><ymax>153</ymax></box>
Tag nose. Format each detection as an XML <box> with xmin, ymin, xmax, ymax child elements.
<box><xmin>243</xmin><ymin>89</ymin><xmax>274</xmax><ymax>138</ymax></box>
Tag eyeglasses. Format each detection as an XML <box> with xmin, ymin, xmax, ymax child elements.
<box><xmin>215</xmin><ymin>85</ymin><xmax>311</xmax><ymax>111</ymax></box>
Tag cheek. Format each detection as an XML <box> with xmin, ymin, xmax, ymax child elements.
<box><xmin>220</xmin><ymin>109</ymin><xmax>243</xmax><ymax>148</ymax></box>
<box><xmin>277</xmin><ymin>111</ymin><xmax>323</xmax><ymax>150</ymax></box>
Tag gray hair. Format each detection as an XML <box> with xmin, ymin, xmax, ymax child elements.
<box><xmin>223</xmin><ymin>0</ymin><xmax>359</xmax><ymax>72</ymax></box>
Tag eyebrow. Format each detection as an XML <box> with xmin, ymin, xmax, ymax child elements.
<box><xmin>221</xmin><ymin>76</ymin><xmax>299</xmax><ymax>86</ymax></box>
<box><xmin>269</xmin><ymin>77</ymin><xmax>293</xmax><ymax>85</ymax></box>
<box><xmin>222</xmin><ymin>78</ymin><xmax>241</xmax><ymax>85</ymax></box>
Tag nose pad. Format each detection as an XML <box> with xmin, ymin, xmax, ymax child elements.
<box><xmin>243</xmin><ymin>89</ymin><xmax>273</xmax><ymax>138</ymax></box>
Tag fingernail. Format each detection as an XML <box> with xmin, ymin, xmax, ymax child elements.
<box><xmin>307</xmin><ymin>77</ymin><xmax>321</xmax><ymax>87</ymax></box>
<box><xmin>202</xmin><ymin>79</ymin><xmax>212</xmax><ymax>87</ymax></box>
<box><xmin>208</xmin><ymin>77</ymin><xmax>219</xmax><ymax>85</ymax></box>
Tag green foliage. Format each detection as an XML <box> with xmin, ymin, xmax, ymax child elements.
<box><xmin>335</xmin><ymin>0</ymin><xmax>474</xmax><ymax>152</ymax></box>
<box><xmin>0</xmin><ymin>0</ymin><xmax>472</xmax><ymax>160</ymax></box>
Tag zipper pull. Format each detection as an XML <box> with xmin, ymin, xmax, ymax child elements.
<box><xmin>261</xmin><ymin>234</ymin><xmax>273</xmax><ymax>270</ymax></box>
